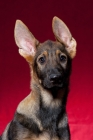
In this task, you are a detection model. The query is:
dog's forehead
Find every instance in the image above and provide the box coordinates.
[37,40,65,54]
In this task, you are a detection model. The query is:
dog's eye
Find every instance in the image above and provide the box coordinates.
[39,56,46,64]
[60,54,67,62]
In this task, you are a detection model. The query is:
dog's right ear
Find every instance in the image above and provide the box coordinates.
[52,17,77,59]
[14,20,39,63]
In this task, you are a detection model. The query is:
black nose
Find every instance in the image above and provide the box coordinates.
[49,74,61,83]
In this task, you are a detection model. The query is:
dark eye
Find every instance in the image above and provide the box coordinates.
[39,56,46,64]
[60,54,67,62]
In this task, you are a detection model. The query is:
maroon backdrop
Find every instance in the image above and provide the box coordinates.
[0,0,93,140]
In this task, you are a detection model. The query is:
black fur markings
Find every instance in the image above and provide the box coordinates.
[14,113,41,135]
[38,95,66,137]
[58,125,70,139]
[8,121,18,140]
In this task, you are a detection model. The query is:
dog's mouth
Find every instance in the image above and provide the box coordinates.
[38,71,66,90]
[42,78,64,89]
[44,83,63,89]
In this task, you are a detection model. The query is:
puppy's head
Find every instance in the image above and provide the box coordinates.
[14,17,77,90]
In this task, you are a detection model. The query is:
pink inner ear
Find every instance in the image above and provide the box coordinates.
[57,27,71,47]
[20,38,36,55]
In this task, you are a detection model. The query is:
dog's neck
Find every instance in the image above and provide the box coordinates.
[31,78,69,108]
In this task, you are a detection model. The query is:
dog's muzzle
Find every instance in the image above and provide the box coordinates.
[43,72,63,89]
[49,74,62,84]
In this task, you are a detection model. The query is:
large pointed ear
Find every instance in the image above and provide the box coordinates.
[14,20,39,63]
[52,16,77,59]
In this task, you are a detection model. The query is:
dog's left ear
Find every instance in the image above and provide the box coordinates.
[52,16,77,59]
[14,20,39,63]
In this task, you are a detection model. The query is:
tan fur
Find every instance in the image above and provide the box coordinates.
[36,132,59,140]
[19,131,59,140]
[58,114,68,128]
[66,37,77,59]
[40,88,62,108]
[1,123,11,140]
[17,92,43,131]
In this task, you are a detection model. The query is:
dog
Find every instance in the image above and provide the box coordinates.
[0,16,77,140]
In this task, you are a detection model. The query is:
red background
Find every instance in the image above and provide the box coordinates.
[0,0,93,140]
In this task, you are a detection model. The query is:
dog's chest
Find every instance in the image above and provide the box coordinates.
[16,94,64,139]
[15,107,62,140]
[38,103,62,135]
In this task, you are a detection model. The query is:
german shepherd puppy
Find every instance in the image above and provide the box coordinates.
[0,16,77,140]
